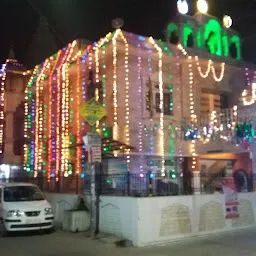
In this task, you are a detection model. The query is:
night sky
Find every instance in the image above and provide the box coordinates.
[1,0,256,66]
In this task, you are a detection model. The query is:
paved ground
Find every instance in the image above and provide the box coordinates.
[1,228,256,256]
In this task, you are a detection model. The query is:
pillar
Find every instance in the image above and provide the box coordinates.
[250,142,256,190]
[183,157,200,195]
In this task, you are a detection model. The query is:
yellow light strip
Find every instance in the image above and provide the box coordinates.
[34,59,49,177]
[188,59,197,170]
[149,37,165,176]
[112,29,131,167]
[61,41,76,177]
[178,44,225,82]
[112,31,119,140]
[56,46,71,179]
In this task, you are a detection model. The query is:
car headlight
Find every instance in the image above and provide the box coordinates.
[44,208,53,215]
[7,210,24,217]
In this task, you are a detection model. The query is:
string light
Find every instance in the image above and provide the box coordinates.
[211,62,225,82]
[24,66,39,172]
[188,59,197,171]
[81,46,92,137]
[244,67,251,87]
[34,60,49,177]
[0,62,7,155]
[195,56,211,78]
[195,56,225,82]
[149,37,165,176]
[158,40,175,178]
[99,41,109,140]
[61,41,76,177]
[42,61,51,174]
[137,43,144,174]
[76,57,82,174]
[112,29,130,168]
[178,44,225,82]
[56,47,71,179]
[147,48,155,171]
[47,52,61,178]
[112,31,119,140]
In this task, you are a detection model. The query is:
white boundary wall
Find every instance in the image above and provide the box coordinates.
[100,193,256,247]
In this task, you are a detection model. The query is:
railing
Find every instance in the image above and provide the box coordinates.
[0,171,253,196]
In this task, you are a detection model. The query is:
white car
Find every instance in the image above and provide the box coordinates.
[0,182,54,236]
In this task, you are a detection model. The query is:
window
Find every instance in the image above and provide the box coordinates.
[13,103,25,155]
[4,186,45,202]
[201,89,229,115]
[155,93,173,115]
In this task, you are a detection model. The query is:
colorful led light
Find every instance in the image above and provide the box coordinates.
[76,57,82,174]
[47,52,61,178]
[137,43,144,174]
[56,46,71,179]
[0,63,7,155]
[112,31,119,140]
[34,60,49,177]
[147,50,155,170]
[24,66,39,172]
[158,40,175,176]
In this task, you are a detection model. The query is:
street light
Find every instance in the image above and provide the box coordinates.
[177,0,189,15]
[197,0,208,14]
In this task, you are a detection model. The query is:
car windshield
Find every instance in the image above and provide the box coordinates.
[4,186,45,202]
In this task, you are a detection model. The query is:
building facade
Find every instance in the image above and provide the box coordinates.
[23,13,256,192]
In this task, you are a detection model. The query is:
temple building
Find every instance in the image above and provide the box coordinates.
[23,13,256,192]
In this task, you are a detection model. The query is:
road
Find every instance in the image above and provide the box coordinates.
[1,228,256,256]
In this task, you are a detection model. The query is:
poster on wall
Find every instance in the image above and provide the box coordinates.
[222,177,239,219]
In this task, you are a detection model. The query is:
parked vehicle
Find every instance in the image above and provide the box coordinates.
[0,182,54,236]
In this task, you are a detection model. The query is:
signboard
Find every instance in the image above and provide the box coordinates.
[80,98,107,126]
[223,177,239,219]
[88,146,102,164]
[83,133,102,164]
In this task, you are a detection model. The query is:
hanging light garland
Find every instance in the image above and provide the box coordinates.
[149,36,165,176]
[0,62,7,155]
[112,29,131,168]
[62,41,77,177]
[195,56,225,82]
[47,53,61,178]
[34,60,49,177]
[137,43,144,174]
[24,66,39,173]
[56,46,71,179]
[177,44,225,82]
[112,31,119,140]
[187,58,197,171]
[158,40,176,178]
[146,48,155,171]
[76,56,82,175]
